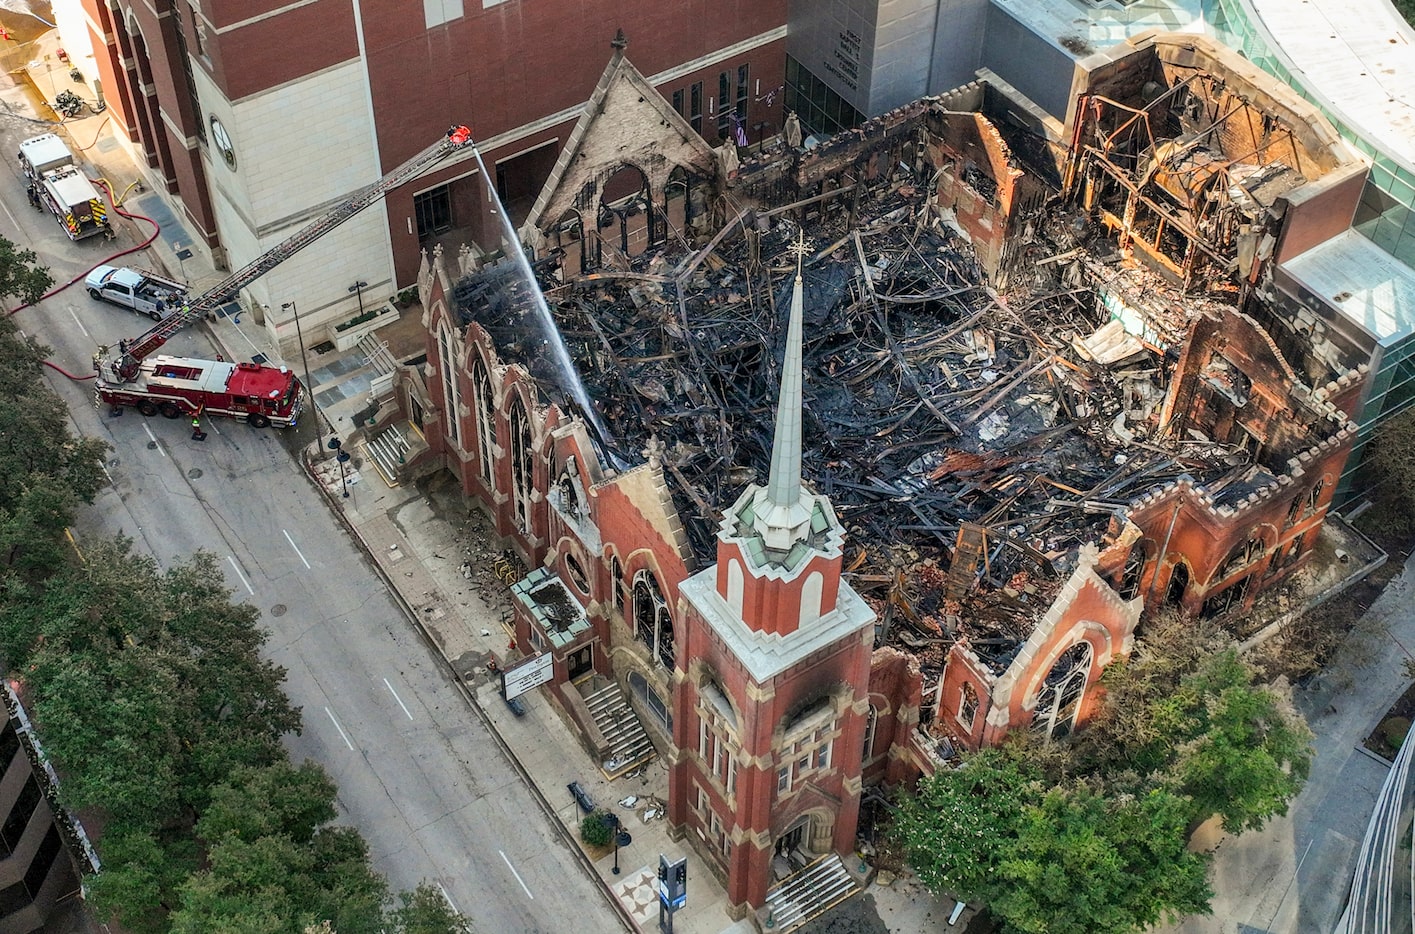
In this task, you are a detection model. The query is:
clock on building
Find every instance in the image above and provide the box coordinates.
[210,117,235,168]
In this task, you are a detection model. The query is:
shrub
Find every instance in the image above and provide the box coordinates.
[580,811,612,848]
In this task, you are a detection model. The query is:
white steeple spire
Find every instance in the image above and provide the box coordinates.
[751,240,815,554]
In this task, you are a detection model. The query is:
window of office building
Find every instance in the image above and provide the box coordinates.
[785,55,864,138]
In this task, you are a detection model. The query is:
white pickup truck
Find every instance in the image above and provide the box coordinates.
[85,266,187,321]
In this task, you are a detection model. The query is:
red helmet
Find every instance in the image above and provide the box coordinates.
[447,125,472,146]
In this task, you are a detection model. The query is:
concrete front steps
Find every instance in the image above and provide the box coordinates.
[583,682,655,778]
[763,853,860,933]
[361,421,414,487]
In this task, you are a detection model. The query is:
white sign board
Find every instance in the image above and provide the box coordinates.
[502,653,554,700]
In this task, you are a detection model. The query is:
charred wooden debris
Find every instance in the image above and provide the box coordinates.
[449,72,1357,683]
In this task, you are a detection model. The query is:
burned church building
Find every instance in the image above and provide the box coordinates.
[366,31,1366,917]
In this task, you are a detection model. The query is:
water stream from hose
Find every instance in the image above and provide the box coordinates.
[467,145,618,462]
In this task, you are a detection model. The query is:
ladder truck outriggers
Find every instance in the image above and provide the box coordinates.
[95,125,476,428]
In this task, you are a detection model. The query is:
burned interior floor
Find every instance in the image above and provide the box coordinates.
[450,172,1347,685]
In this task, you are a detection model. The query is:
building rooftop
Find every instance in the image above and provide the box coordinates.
[1283,229,1415,346]
[991,0,1204,57]
[1247,0,1415,176]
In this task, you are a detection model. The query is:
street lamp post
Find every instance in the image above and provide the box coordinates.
[330,438,351,498]
[282,300,323,455]
[348,280,368,319]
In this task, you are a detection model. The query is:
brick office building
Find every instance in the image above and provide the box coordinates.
[77,1,786,358]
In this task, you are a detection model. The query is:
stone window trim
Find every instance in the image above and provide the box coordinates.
[695,677,741,801]
[631,568,676,670]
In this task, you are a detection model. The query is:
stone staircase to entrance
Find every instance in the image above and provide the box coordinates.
[583,682,654,776]
[361,422,414,487]
[764,853,859,933]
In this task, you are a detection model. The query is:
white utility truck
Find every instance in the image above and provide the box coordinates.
[86,266,187,321]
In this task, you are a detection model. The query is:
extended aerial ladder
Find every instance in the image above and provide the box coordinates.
[103,125,475,382]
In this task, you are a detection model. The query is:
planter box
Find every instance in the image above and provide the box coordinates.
[330,301,398,351]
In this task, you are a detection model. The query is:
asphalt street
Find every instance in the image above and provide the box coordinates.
[0,102,621,933]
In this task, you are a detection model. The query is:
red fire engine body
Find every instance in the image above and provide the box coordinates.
[92,126,474,429]
[97,354,302,427]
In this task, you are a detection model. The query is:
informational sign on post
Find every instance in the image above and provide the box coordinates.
[502,652,554,700]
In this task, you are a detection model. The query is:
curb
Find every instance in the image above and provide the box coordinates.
[300,451,636,933]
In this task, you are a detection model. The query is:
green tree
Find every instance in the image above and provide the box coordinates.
[0,235,52,307]
[894,753,1211,934]
[990,785,1211,934]
[1078,626,1312,834]
[581,811,612,847]
[85,828,200,934]
[13,544,299,830]
[1166,653,1312,833]
[891,748,1035,900]
[389,882,476,934]
[0,303,106,577]
[172,763,389,934]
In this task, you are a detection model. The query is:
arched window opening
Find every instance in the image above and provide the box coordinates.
[958,683,979,731]
[472,358,494,484]
[437,325,463,449]
[610,556,625,614]
[1165,562,1190,606]
[510,400,533,531]
[599,164,653,260]
[862,705,879,762]
[1219,535,1264,580]
[553,209,586,278]
[564,552,589,595]
[656,605,676,670]
[1032,643,1091,740]
[1306,478,1327,516]
[1117,542,1147,600]
[633,570,675,670]
[1202,574,1251,618]
[556,456,582,521]
[665,167,690,242]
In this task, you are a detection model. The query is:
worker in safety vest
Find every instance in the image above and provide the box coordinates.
[191,412,206,442]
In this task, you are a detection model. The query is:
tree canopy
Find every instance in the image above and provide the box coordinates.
[0,237,471,932]
[893,614,1310,933]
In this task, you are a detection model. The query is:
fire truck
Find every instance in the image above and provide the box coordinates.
[19,134,113,241]
[95,125,476,427]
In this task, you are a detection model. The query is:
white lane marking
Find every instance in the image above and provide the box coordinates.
[282,529,310,568]
[324,707,354,750]
[141,422,167,457]
[499,850,534,899]
[437,883,459,915]
[226,555,254,595]
[67,308,90,337]
[0,192,20,236]
[383,678,414,721]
